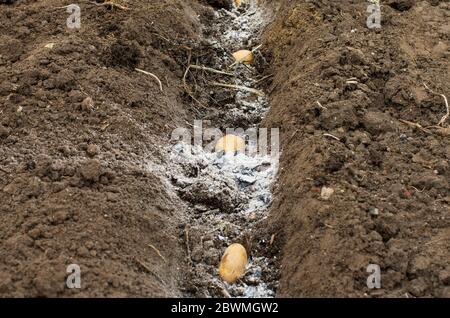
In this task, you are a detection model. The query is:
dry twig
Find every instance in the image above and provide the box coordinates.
[254,74,273,85]
[182,64,234,109]
[399,120,432,134]
[185,65,234,77]
[221,287,231,298]
[90,1,129,10]
[269,234,275,246]
[316,101,327,110]
[209,81,264,97]
[0,166,10,174]
[184,225,192,264]
[423,83,449,126]
[135,68,163,92]
[148,243,167,263]
[424,236,449,246]
[135,258,166,285]
[323,133,341,141]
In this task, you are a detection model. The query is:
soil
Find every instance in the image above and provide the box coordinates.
[0,0,206,297]
[262,0,449,297]
[1,0,449,298]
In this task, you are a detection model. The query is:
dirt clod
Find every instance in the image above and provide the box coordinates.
[79,160,102,182]
[86,144,100,157]
[81,97,94,111]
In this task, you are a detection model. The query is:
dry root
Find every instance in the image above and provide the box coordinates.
[135,68,163,92]
[148,243,167,263]
[399,83,449,136]
[182,64,235,108]
[399,120,432,135]
[423,83,449,127]
[90,0,129,10]
[323,133,341,141]
[209,81,264,97]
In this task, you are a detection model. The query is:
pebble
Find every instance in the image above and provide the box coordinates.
[237,174,256,186]
[77,246,90,258]
[79,159,102,182]
[0,126,11,138]
[369,207,380,216]
[320,187,335,200]
[81,97,94,111]
[438,269,450,285]
[86,144,100,157]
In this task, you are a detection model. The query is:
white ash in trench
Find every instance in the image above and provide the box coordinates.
[150,1,278,297]
[167,142,278,297]
[170,144,277,216]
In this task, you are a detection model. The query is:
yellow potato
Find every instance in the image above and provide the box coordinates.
[232,50,254,65]
[219,243,248,284]
[215,134,245,153]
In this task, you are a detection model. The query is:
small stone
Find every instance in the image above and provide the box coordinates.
[363,111,396,135]
[68,90,84,103]
[237,174,256,186]
[28,227,42,240]
[85,240,95,250]
[203,240,215,250]
[52,69,76,91]
[320,186,335,200]
[438,268,450,285]
[203,249,219,265]
[399,133,408,141]
[369,207,380,216]
[407,278,428,297]
[106,192,119,202]
[0,272,12,293]
[81,97,94,111]
[77,246,90,257]
[408,255,431,274]
[246,212,257,221]
[191,246,203,262]
[438,287,450,298]
[53,210,69,224]
[86,144,100,157]
[24,177,43,197]
[258,193,271,204]
[245,267,263,286]
[194,204,208,213]
[2,182,15,194]
[79,159,102,182]
[180,173,242,212]
[0,126,11,138]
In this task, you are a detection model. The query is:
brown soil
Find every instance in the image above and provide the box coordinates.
[1,0,449,298]
[0,0,207,297]
[262,0,449,297]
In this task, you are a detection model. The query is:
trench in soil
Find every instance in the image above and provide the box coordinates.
[147,1,279,298]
